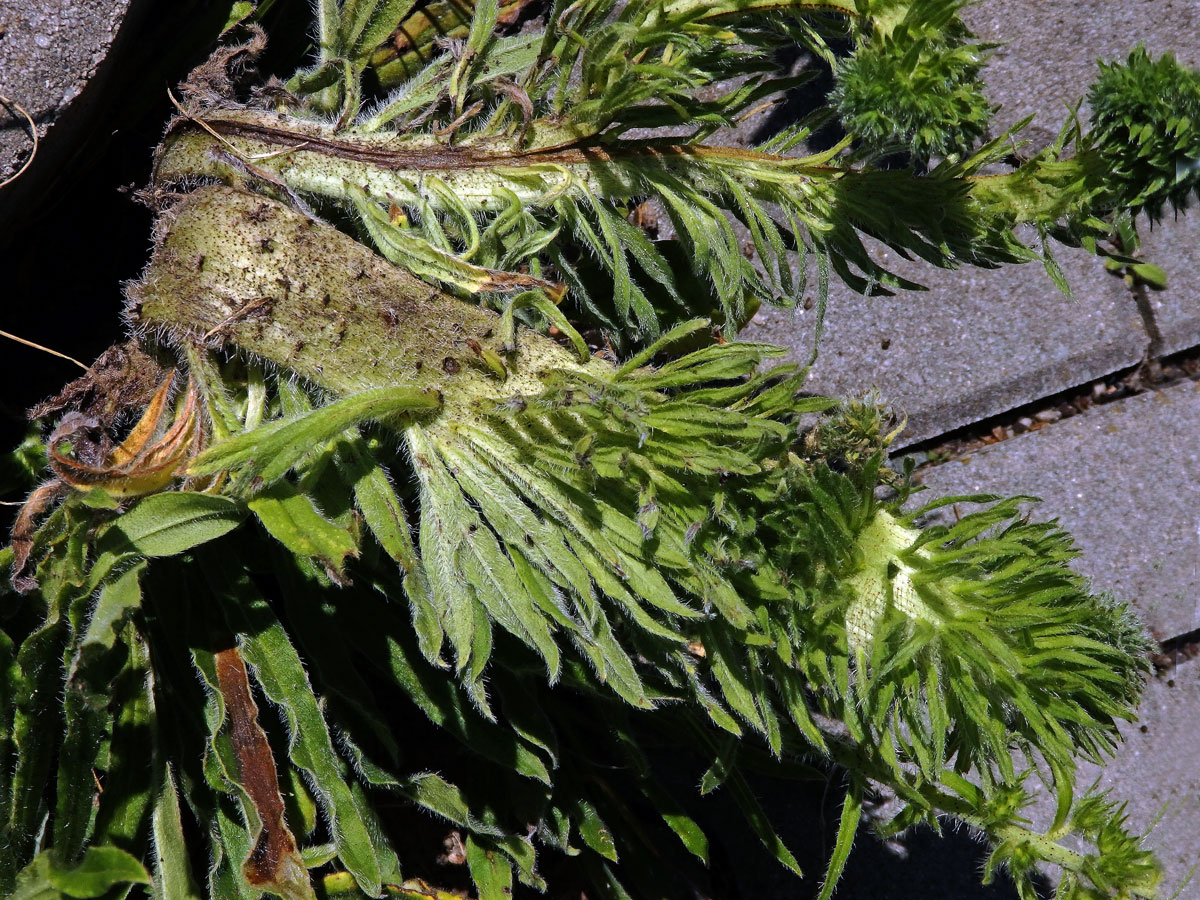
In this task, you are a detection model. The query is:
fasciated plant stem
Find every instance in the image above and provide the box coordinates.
[131,186,601,402]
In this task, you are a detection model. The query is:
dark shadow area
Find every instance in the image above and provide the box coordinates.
[0,0,313,455]
[698,766,1053,900]
[750,42,849,153]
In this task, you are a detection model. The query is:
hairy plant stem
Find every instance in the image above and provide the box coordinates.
[824,740,1096,877]
[155,107,1114,238]
[154,109,837,210]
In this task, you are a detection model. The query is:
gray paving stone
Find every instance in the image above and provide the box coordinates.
[742,243,1147,448]
[962,0,1200,149]
[913,377,1200,642]
[1137,208,1200,358]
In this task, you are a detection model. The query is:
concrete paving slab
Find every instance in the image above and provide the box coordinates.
[0,0,130,169]
[742,242,1147,448]
[962,0,1200,150]
[1137,208,1200,358]
[913,376,1200,642]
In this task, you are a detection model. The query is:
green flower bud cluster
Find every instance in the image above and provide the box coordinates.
[1088,46,1200,217]
[832,0,994,158]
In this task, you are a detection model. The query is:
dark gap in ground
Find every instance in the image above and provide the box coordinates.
[897,340,1200,468]
[0,0,312,454]
[1153,628,1200,672]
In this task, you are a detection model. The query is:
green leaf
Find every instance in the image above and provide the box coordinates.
[55,571,148,863]
[335,438,442,662]
[82,562,145,650]
[499,291,588,362]
[399,773,473,828]
[1128,261,1167,288]
[3,618,68,883]
[699,735,738,795]
[658,806,709,864]
[190,386,439,484]
[727,769,802,876]
[450,0,499,111]
[575,802,618,862]
[1037,229,1076,301]
[336,441,416,570]
[54,656,116,861]
[286,765,321,840]
[248,484,357,571]
[459,522,561,681]
[348,183,557,296]
[221,1,255,34]
[91,631,155,854]
[704,626,767,734]
[816,780,861,900]
[46,847,151,898]
[9,854,58,900]
[101,493,243,558]
[344,0,419,59]
[151,765,203,900]
[465,836,514,900]
[0,627,16,820]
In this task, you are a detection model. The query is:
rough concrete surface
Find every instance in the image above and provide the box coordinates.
[741,241,1148,448]
[1137,208,1200,358]
[963,0,1200,149]
[914,376,1200,642]
[0,0,138,182]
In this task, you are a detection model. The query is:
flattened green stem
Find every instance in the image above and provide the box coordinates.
[154,108,1105,241]
[129,187,608,411]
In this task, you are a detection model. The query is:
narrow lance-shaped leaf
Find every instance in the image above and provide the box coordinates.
[211,646,316,900]
[816,778,862,900]
[151,764,204,900]
[2,615,68,888]
[189,385,441,484]
[99,493,243,558]
[54,565,148,864]
[210,561,394,894]
[12,847,151,900]
[248,484,358,572]
[465,836,514,900]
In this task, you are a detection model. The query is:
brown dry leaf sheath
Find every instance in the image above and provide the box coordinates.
[214,646,314,900]
[47,374,201,497]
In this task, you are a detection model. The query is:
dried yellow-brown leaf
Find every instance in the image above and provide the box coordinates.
[49,374,201,497]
